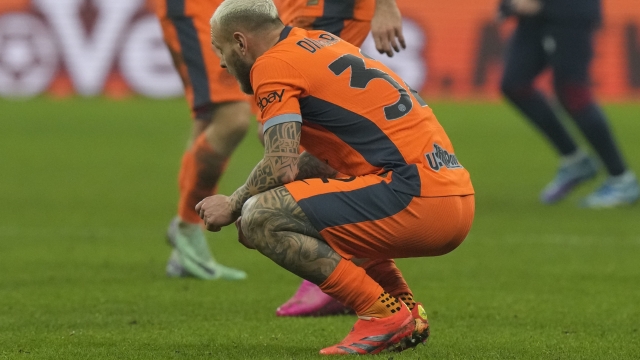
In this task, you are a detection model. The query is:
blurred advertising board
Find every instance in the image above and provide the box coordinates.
[0,0,638,100]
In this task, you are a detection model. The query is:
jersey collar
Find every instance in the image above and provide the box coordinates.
[277,25,293,43]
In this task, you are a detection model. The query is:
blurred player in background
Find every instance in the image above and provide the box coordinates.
[153,0,249,280]
[198,0,475,354]
[271,0,407,317]
[499,0,639,208]
[275,0,405,58]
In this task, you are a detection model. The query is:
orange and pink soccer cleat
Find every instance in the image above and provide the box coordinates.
[384,301,430,352]
[319,304,415,355]
[407,302,430,348]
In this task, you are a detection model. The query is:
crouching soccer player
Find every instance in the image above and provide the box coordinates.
[197,0,475,354]
[272,0,407,318]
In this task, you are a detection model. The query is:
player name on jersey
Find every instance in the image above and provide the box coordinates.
[296,34,340,54]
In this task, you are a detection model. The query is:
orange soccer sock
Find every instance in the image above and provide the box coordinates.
[177,134,229,224]
[319,259,387,317]
[359,291,404,318]
[362,259,416,310]
[396,293,416,311]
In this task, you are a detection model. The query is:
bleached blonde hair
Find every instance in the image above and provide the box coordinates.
[210,0,281,36]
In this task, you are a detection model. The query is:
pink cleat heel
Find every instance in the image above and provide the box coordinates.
[276,280,353,317]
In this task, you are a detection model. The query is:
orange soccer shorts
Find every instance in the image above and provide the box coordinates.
[155,0,248,120]
[285,173,475,260]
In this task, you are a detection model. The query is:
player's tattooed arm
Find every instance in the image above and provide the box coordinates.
[295,152,339,180]
[228,122,301,216]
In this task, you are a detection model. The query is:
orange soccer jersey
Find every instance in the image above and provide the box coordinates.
[275,0,375,24]
[274,0,373,47]
[251,27,475,260]
[253,27,474,199]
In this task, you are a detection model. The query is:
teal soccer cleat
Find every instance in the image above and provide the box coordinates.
[165,217,247,280]
[540,155,598,204]
[581,172,640,208]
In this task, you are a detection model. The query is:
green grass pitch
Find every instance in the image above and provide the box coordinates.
[1,98,639,359]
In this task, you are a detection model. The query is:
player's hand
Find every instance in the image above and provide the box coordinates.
[195,194,236,232]
[370,0,405,57]
[235,217,256,249]
[510,0,542,16]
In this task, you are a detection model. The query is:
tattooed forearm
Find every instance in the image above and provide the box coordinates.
[229,122,301,214]
[295,152,339,180]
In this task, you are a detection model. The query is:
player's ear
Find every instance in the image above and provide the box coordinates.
[232,32,247,54]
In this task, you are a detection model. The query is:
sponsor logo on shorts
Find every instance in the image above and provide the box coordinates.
[256,89,285,111]
[425,143,463,172]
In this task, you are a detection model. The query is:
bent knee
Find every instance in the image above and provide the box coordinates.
[240,193,280,250]
[216,102,251,134]
[224,105,251,135]
[232,109,251,133]
[240,196,263,238]
[554,81,593,114]
[500,77,535,100]
[241,189,306,252]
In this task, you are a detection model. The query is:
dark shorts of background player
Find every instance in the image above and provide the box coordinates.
[503,17,595,87]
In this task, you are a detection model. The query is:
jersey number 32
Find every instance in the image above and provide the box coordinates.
[328,53,426,121]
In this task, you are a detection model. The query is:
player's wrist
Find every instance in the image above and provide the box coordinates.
[375,0,396,11]
[229,188,247,218]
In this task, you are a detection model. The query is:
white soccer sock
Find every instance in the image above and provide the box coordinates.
[609,171,635,184]
[560,149,588,167]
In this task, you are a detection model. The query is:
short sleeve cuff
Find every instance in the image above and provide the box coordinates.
[263,113,303,133]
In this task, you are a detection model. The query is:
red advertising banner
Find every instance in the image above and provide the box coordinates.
[0,0,638,100]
